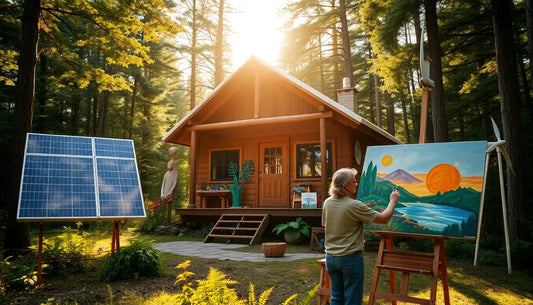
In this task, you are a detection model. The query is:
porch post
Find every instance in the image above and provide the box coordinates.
[320,117,328,204]
[188,130,197,208]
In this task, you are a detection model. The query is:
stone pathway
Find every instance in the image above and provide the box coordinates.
[154,241,325,262]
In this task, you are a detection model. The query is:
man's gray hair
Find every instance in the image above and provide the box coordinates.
[328,168,358,198]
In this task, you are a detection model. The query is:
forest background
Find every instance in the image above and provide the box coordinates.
[0,0,532,271]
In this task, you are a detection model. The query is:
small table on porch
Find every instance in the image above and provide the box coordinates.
[196,190,232,208]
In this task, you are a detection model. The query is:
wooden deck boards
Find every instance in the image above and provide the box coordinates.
[174,208,322,227]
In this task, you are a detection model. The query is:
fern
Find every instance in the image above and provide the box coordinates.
[171,261,317,305]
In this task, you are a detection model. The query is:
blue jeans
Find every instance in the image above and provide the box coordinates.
[325,251,364,305]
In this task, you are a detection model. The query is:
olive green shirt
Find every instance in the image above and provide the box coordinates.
[322,196,377,256]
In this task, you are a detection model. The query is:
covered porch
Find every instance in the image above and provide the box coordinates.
[174,207,323,228]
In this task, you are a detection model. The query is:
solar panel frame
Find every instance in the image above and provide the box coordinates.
[17,133,146,221]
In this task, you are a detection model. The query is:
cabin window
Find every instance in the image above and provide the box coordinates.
[210,149,240,181]
[296,143,333,178]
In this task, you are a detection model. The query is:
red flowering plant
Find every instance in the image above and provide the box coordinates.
[147,198,161,212]
[141,198,166,233]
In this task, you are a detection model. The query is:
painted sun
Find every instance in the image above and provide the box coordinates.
[381,155,393,167]
[425,163,461,195]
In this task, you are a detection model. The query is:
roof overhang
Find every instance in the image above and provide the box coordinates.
[162,56,403,146]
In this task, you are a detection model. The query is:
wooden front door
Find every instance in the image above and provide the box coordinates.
[259,141,288,207]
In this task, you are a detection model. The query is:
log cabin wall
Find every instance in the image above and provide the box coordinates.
[176,59,399,208]
[193,116,379,207]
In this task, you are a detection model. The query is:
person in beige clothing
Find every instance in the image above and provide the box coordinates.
[322,168,400,305]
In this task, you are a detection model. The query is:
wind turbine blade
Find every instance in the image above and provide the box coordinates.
[490,117,501,141]
[500,147,516,176]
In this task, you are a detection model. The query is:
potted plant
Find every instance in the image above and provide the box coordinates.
[272,217,311,245]
[227,159,254,207]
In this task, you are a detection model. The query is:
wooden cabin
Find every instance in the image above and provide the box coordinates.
[163,56,401,226]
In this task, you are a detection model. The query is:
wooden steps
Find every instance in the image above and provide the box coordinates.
[204,214,270,245]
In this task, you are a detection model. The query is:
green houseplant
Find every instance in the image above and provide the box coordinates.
[272,217,311,245]
[227,159,254,207]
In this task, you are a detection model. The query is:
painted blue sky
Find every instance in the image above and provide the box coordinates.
[362,141,487,177]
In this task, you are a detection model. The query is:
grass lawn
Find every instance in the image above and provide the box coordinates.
[6,228,533,304]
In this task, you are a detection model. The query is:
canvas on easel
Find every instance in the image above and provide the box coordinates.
[359,141,487,305]
[358,141,487,239]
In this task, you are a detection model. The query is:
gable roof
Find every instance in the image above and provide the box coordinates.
[163,56,402,145]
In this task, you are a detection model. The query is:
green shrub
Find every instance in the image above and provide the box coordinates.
[98,240,163,282]
[445,239,475,259]
[42,226,93,276]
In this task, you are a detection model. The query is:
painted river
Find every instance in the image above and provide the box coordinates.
[396,202,476,231]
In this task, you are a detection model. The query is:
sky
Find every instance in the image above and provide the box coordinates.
[362,141,488,177]
[227,0,287,69]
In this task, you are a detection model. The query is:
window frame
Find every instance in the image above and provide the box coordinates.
[294,141,335,180]
[208,147,242,182]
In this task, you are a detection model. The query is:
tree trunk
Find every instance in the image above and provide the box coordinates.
[400,89,411,143]
[374,74,382,127]
[331,2,341,91]
[5,0,41,252]
[190,0,197,111]
[35,53,47,133]
[386,92,395,136]
[491,0,525,237]
[71,92,80,134]
[99,91,110,136]
[214,0,224,86]
[92,91,99,136]
[424,0,448,142]
[129,77,138,139]
[338,0,353,85]
[526,0,533,88]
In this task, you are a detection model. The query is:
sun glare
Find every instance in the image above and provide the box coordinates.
[228,0,286,69]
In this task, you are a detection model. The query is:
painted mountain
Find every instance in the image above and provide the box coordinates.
[357,141,486,239]
[383,169,422,183]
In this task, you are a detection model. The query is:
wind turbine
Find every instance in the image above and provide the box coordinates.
[475,117,513,274]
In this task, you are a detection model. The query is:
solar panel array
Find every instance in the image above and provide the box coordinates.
[18,133,146,221]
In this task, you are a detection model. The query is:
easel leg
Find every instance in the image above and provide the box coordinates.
[439,239,450,305]
[368,237,386,305]
[386,237,397,305]
[430,240,440,302]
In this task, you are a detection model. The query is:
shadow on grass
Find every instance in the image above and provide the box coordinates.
[448,278,499,305]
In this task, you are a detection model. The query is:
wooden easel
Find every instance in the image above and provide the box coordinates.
[368,232,450,305]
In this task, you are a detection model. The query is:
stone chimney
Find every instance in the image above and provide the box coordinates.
[336,77,359,112]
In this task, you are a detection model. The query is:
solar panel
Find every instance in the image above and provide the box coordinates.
[18,133,146,221]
